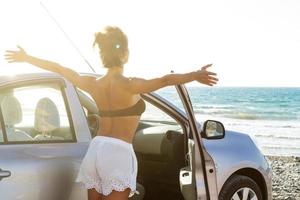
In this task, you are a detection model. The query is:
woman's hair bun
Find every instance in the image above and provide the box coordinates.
[93,26,128,68]
[94,32,104,46]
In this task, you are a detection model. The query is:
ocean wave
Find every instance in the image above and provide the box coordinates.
[223,113,258,120]
[255,134,300,140]
[263,125,299,128]
[196,111,260,120]
[194,109,297,120]
[260,145,300,150]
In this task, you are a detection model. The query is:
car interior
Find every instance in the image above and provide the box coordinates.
[0,86,74,142]
[76,89,197,200]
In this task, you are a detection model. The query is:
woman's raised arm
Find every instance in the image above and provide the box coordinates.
[4,46,96,93]
[120,64,218,94]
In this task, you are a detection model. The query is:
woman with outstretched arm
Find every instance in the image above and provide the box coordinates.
[5,26,218,200]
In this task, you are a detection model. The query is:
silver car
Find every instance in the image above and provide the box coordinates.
[0,73,272,200]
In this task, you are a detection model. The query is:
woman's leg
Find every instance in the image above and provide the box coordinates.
[103,188,131,200]
[88,188,103,200]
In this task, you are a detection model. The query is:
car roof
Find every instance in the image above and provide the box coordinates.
[0,72,103,84]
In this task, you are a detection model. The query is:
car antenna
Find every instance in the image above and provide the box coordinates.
[40,1,96,73]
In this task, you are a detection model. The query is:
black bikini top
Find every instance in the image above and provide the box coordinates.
[98,98,146,117]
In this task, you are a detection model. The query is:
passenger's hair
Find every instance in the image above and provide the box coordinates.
[93,26,128,68]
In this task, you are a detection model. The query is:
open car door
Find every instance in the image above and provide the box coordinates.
[176,84,218,200]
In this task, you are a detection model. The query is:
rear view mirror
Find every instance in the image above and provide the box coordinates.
[202,120,225,139]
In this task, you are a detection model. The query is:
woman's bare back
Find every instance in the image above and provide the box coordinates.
[91,74,142,143]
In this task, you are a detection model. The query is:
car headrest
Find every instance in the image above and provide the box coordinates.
[0,96,22,126]
[34,98,60,133]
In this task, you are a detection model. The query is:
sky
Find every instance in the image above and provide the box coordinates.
[0,0,299,87]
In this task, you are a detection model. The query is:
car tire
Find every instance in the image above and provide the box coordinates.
[219,175,263,200]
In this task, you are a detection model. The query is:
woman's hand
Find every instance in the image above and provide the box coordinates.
[4,45,96,92]
[194,64,218,86]
[120,64,219,94]
[4,46,28,63]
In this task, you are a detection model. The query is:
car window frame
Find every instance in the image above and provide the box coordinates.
[141,94,182,126]
[0,104,7,143]
[0,78,77,145]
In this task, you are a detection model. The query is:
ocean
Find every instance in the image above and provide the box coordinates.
[158,87,300,157]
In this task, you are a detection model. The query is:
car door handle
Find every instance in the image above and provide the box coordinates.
[0,168,11,180]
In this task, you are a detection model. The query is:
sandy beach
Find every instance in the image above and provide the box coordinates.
[266,156,300,200]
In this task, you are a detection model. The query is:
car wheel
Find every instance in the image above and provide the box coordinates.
[219,175,263,200]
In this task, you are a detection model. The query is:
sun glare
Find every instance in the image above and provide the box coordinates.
[1,0,300,87]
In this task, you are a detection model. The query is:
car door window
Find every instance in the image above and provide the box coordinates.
[140,99,184,135]
[155,86,186,113]
[141,100,178,124]
[0,82,75,143]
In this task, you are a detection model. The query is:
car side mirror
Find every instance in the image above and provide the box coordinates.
[201,120,225,139]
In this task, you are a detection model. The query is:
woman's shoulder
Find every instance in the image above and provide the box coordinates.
[94,75,131,90]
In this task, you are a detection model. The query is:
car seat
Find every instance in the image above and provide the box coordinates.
[0,96,33,141]
[34,97,64,140]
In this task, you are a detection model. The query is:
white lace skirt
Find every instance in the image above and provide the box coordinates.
[75,135,138,197]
